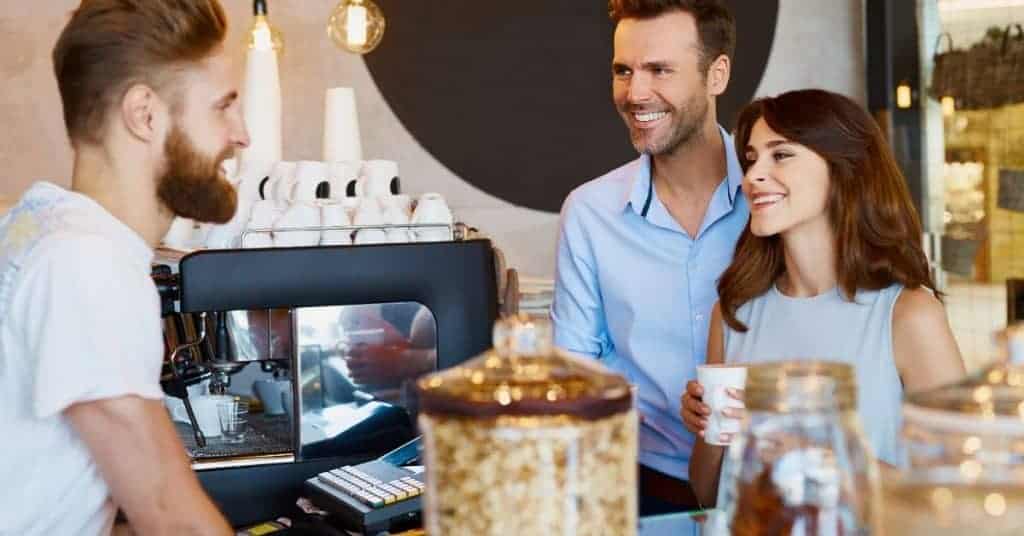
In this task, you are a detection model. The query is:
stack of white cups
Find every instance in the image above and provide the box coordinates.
[196,155,456,249]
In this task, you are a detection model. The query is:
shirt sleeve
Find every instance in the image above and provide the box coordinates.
[550,193,611,358]
[13,235,165,419]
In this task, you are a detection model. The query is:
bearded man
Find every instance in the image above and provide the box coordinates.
[0,1,246,534]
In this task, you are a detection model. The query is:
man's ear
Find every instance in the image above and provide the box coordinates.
[706,54,731,98]
[120,84,165,143]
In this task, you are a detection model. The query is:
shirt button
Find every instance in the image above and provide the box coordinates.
[695,314,704,321]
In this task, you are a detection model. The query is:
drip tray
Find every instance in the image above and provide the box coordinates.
[175,412,293,459]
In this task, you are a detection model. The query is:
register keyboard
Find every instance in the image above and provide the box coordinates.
[304,459,425,533]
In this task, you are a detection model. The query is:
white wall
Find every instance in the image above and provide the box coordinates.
[0,0,866,278]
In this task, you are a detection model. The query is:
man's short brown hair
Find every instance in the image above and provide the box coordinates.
[52,0,227,145]
[609,0,735,75]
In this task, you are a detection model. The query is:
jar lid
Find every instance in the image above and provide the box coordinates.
[903,364,1024,435]
[744,360,856,412]
[415,315,633,420]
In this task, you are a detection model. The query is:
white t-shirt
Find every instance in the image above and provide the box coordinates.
[0,182,164,536]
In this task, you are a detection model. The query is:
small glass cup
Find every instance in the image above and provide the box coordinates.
[217,399,248,443]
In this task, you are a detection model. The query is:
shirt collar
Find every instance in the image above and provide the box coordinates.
[31,181,155,267]
[722,126,744,205]
[624,125,744,216]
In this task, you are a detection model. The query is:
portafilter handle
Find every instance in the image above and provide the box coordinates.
[167,312,208,448]
[151,264,179,317]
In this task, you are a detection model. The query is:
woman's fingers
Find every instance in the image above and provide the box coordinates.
[726,387,745,401]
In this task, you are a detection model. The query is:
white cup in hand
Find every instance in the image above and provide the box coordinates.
[696,364,747,446]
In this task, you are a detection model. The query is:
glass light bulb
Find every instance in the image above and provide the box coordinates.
[327,0,386,55]
[247,15,284,53]
[896,81,912,109]
[941,95,956,117]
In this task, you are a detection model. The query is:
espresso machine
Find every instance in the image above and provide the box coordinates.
[154,239,500,525]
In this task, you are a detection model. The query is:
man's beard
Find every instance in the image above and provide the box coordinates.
[156,124,238,224]
[626,93,709,156]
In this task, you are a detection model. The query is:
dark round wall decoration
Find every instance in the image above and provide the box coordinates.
[364,1,779,213]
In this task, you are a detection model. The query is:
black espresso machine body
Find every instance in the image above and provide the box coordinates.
[155,239,498,525]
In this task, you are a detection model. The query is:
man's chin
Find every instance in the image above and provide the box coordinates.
[165,180,239,224]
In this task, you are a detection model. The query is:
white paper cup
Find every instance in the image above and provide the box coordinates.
[696,364,747,446]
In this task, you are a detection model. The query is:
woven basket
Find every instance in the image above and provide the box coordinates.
[963,27,1004,109]
[1001,24,1024,107]
[929,33,968,103]
[964,25,1024,110]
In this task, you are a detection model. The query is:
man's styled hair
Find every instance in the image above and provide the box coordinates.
[608,0,735,75]
[52,0,227,145]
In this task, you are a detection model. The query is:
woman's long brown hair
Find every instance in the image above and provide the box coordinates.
[718,89,938,332]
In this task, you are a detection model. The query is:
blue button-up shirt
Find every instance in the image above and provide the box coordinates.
[552,126,747,479]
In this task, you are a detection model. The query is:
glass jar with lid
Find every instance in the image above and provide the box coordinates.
[883,359,1024,535]
[415,314,637,536]
[714,361,880,535]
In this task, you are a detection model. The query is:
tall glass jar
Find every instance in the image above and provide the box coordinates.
[715,361,880,535]
[882,359,1024,535]
[416,315,637,536]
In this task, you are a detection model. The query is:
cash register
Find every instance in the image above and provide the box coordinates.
[303,436,425,534]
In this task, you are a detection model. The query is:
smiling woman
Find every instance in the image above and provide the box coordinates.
[683,88,967,508]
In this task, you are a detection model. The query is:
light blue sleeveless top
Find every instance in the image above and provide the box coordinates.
[722,284,905,466]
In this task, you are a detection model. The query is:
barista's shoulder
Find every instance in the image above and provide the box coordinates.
[561,157,644,215]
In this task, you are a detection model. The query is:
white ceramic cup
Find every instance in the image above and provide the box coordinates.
[273,202,321,247]
[380,194,412,219]
[320,201,353,246]
[168,394,233,438]
[341,197,361,219]
[291,161,331,202]
[345,177,365,198]
[412,193,454,242]
[327,161,361,201]
[253,379,291,416]
[696,364,747,446]
[380,196,412,243]
[242,200,282,248]
[204,198,251,249]
[362,160,400,198]
[352,197,387,245]
[353,197,384,226]
[235,160,274,204]
[268,161,299,202]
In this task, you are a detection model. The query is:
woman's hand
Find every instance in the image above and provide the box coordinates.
[713,388,746,445]
[681,380,710,435]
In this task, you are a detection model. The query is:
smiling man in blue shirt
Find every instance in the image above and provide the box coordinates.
[552,0,747,513]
